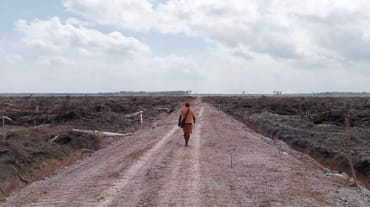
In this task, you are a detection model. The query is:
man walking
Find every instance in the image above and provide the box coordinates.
[178,103,196,147]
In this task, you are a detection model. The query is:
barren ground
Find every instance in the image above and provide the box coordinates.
[1,98,370,206]
[0,96,191,200]
[203,96,370,188]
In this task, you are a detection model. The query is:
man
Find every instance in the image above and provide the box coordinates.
[178,103,196,147]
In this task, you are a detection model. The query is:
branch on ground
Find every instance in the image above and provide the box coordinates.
[72,129,134,137]
[0,186,9,197]
[11,166,30,184]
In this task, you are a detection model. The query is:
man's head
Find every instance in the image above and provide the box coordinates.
[185,103,190,107]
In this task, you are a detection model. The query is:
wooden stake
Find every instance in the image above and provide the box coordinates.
[229,148,236,168]
[140,111,143,126]
[2,116,12,143]
[345,114,357,185]
[2,117,5,143]
[230,152,232,168]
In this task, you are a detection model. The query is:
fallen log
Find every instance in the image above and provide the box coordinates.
[11,166,30,183]
[2,108,22,112]
[72,129,134,137]
[0,148,15,160]
[153,107,170,110]
[2,103,15,107]
[125,111,143,118]
[358,117,370,122]
[15,159,24,169]
[0,148,9,153]
[80,149,94,153]
[152,107,174,114]
[80,149,95,157]
[49,135,60,144]
[0,186,9,197]
[82,117,93,121]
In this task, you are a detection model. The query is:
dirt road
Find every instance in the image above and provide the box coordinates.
[1,99,369,207]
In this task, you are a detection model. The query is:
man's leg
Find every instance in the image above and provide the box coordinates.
[185,133,190,147]
[183,133,187,146]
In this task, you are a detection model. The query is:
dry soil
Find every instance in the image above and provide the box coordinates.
[1,98,369,207]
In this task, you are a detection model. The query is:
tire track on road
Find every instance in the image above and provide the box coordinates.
[96,125,179,207]
[156,106,203,206]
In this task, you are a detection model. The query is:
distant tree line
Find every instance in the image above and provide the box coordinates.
[119,91,191,96]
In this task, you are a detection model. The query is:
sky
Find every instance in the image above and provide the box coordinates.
[1,0,370,94]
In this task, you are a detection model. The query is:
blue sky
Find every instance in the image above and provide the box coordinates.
[0,0,209,57]
[1,0,370,93]
[0,1,66,33]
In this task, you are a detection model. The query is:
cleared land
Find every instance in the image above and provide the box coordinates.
[0,96,192,201]
[203,96,370,188]
[1,98,369,206]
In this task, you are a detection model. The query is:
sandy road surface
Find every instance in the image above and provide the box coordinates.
[1,98,370,207]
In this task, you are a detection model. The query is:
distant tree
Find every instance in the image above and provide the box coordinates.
[273,91,282,95]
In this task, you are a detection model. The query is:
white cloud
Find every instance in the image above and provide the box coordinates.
[0,16,205,92]
[5,54,23,65]
[296,10,370,62]
[63,0,156,31]
[0,53,205,93]
[65,17,94,27]
[2,0,370,93]
[63,0,370,65]
[36,56,72,66]
[15,17,150,60]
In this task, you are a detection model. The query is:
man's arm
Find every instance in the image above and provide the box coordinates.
[193,116,196,124]
[178,115,182,126]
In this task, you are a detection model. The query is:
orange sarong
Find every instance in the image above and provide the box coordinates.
[183,124,193,134]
